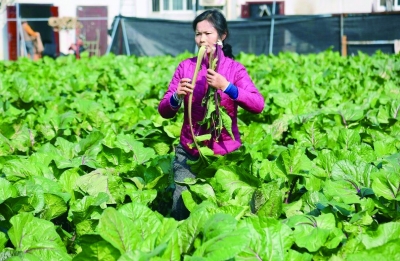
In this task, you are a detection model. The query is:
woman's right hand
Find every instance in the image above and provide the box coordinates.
[176,78,193,96]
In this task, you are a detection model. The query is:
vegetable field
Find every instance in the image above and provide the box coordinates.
[0,50,399,261]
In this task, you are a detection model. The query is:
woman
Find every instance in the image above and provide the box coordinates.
[22,20,43,60]
[22,21,38,60]
[158,9,265,220]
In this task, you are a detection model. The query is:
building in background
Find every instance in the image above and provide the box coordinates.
[1,0,115,60]
[1,0,398,60]
[236,0,400,18]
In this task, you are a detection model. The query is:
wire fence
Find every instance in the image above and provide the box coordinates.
[107,12,400,57]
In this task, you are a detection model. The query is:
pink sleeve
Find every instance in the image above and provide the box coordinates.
[158,62,184,119]
[233,64,265,114]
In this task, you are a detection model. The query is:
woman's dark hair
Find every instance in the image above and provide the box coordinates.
[192,9,234,59]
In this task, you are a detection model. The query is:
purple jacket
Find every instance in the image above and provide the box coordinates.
[158,51,264,157]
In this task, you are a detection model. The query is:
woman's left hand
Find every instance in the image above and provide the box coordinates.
[206,69,229,91]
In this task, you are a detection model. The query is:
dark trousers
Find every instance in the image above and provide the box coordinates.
[171,144,198,220]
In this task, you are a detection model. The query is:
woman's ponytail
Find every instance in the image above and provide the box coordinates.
[222,42,234,59]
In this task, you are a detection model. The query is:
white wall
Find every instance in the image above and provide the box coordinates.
[1,9,7,60]
[235,0,375,17]
[0,0,125,59]
[287,0,374,15]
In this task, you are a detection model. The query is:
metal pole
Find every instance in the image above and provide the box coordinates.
[75,24,80,59]
[121,18,130,55]
[106,16,120,54]
[193,0,199,54]
[16,2,20,58]
[17,18,27,57]
[340,13,344,56]
[193,0,197,16]
[340,14,343,39]
[268,1,276,55]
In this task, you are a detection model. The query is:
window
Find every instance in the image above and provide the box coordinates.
[378,0,400,10]
[163,0,170,10]
[152,0,193,12]
[152,0,160,11]
[187,0,193,10]
[392,0,400,10]
[379,0,396,5]
[173,0,182,10]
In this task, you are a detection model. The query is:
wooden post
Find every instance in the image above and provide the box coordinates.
[341,35,347,57]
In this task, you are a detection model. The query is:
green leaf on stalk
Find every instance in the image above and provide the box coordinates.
[192,214,249,259]
[194,134,212,143]
[331,159,374,188]
[0,178,18,204]
[8,212,70,261]
[115,133,156,164]
[337,128,361,150]
[58,168,81,202]
[0,197,35,222]
[288,213,345,252]
[371,170,400,201]
[323,180,361,205]
[97,208,138,253]
[163,123,182,139]
[373,138,398,158]
[118,202,164,250]
[188,183,216,203]
[118,244,167,261]
[283,199,304,218]
[39,194,68,220]
[250,182,283,218]
[177,202,217,254]
[75,169,124,204]
[0,231,9,252]
[210,167,255,206]
[68,193,109,225]
[237,216,293,260]
[77,130,104,156]
[72,234,120,261]
[276,145,312,176]
[346,239,400,261]
[360,222,400,249]
[220,110,234,140]
[294,120,327,150]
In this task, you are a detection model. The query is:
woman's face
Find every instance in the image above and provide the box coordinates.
[195,20,225,53]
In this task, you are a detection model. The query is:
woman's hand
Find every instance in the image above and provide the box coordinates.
[206,69,229,91]
[176,78,193,96]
